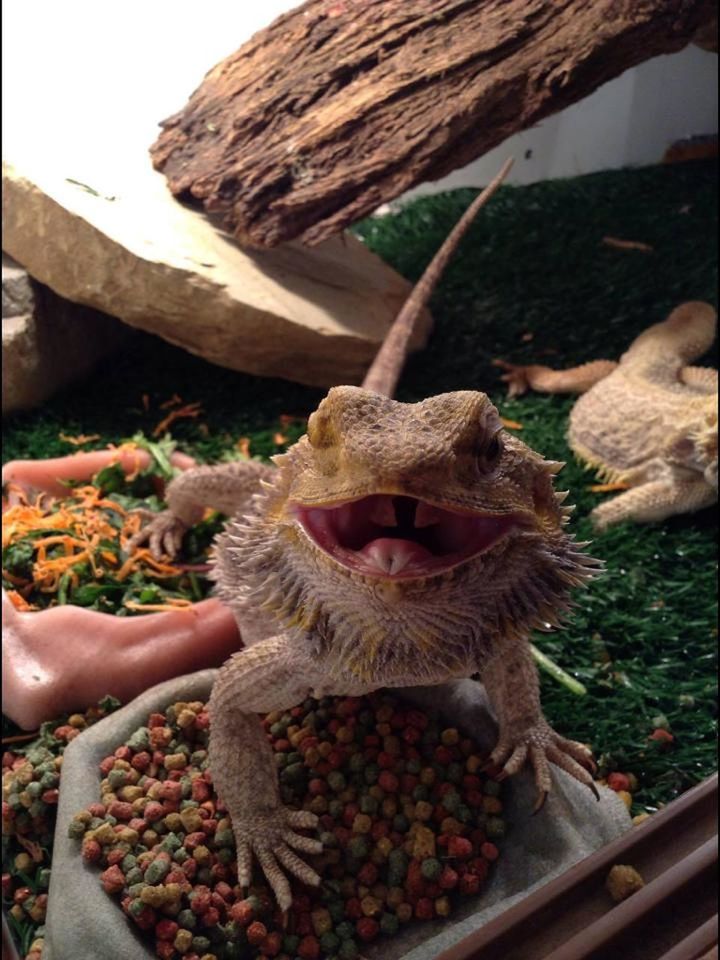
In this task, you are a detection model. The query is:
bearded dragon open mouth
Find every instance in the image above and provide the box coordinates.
[294,494,520,579]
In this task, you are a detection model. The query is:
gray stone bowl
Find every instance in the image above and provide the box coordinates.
[44,672,631,960]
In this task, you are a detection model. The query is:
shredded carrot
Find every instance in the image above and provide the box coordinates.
[2,568,30,586]
[7,590,38,612]
[152,402,203,438]
[500,417,524,430]
[237,437,251,458]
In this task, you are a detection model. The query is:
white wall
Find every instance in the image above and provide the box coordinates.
[2,1,717,200]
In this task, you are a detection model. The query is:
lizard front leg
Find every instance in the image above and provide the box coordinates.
[208,635,322,912]
[130,459,274,558]
[492,358,618,397]
[480,640,597,811]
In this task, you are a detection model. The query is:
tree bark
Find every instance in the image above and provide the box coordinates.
[150,0,716,248]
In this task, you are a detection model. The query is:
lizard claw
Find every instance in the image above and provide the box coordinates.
[233,807,322,912]
[491,358,532,397]
[126,509,188,560]
[490,721,599,810]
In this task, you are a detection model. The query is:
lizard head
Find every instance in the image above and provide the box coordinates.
[281,385,564,580]
[213,384,598,685]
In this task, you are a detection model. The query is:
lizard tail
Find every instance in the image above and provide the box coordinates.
[361,156,514,398]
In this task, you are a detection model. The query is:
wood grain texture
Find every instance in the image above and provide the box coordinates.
[150,0,715,247]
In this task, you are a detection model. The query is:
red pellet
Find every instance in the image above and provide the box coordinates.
[194,711,210,729]
[132,751,151,771]
[155,942,175,960]
[246,921,268,945]
[298,934,321,958]
[200,906,221,927]
[345,897,363,919]
[133,904,157,931]
[81,839,102,863]
[191,779,211,802]
[158,780,182,803]
[107,801,134,821]
[402,726,422,745]
[459,873,482,895]
[415,898,435,920]
[155,919,179,941]
[356,918,380,942]
[378,771,399,793]
[481,842,499,862]
[228,900,254,925]
[190,888,212,915]
[261,931,283,957]
[439,866,459,890]
[607,772,631,791]
[357,862,378,886]
[447,836,473,859]
[100,864,126,894]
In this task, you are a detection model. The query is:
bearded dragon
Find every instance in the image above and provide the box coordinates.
[494,302,718,529]
[131,159,600,911]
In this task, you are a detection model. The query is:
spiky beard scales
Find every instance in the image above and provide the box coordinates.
[211,486,599,688]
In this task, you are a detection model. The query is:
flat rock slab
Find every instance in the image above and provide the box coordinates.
[2,253,129,415]
[45,674,630,960]
[2,160,429,389]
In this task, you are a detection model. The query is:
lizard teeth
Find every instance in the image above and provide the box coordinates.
[414,502,443,528]
[368,497,398,527]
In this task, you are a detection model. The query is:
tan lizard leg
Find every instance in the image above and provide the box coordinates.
[129,459,274,558]
[479,642,597,811]
[681,365,718,394]
[492,359,618,397]
[591,477,717,530]
[208,635,323,912]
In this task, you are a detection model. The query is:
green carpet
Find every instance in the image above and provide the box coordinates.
[3,160,717,813]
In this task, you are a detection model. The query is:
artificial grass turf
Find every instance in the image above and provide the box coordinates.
[2,160,717,814]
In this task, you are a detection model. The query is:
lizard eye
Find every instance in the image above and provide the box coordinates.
[478,432,503,471]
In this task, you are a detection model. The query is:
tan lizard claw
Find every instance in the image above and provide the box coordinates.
[490,720,599,808]
[233,807,322,912]
[127,508,188,559]
[492,358,534,397]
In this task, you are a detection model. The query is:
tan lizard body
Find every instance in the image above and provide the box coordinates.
[495,302,718,529]
[132,161,601,909]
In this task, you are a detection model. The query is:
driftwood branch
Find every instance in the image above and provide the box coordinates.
[151,0,716,248]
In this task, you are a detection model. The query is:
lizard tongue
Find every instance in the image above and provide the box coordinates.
[358,538,434,577]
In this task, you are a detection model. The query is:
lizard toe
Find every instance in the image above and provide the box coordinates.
[275,844,322,887]
[546,743,598,796]
[286,809,319,830]
[501,743,528,777]
[256,847,292,913]
[283,829,323,856]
